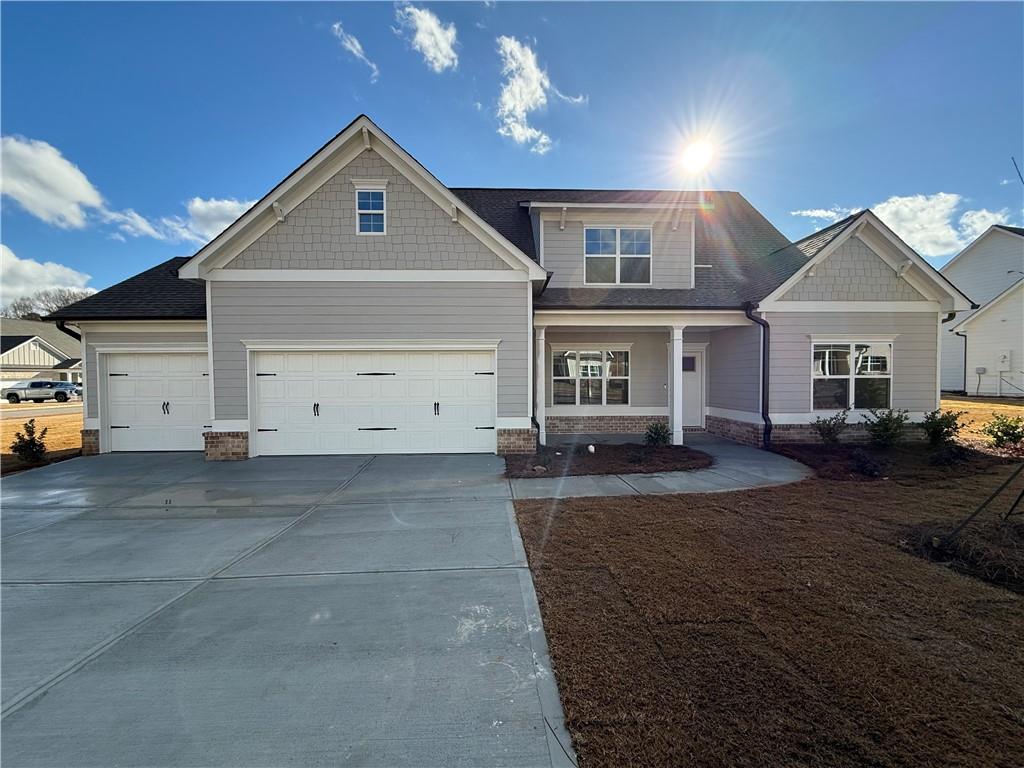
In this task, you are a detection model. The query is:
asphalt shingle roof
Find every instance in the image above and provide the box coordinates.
[49,188,829,318]
[0,335,34,355]
[994,224,1024,237]
[0,319,82,357]
[47,257,206,321]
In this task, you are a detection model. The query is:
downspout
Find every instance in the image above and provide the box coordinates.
[744,302,772,448]
[55,320,81,343]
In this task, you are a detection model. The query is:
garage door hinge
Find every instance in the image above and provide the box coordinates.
[358,427,398,431]
[257,428,278,432]
[108,373,129,377]
[474,371,495,375]
[110,425,131,429]
[356,372,397,376]
[475,426,495,430]
[256,373,276,377]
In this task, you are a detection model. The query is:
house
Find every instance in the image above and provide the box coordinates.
[939,225,1024,397]
[0,318,83,388]
[48,115,973,459]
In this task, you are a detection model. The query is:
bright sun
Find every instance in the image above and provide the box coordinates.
[681,139,714,174]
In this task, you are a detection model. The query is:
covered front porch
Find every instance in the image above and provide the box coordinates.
[533,309,764,446]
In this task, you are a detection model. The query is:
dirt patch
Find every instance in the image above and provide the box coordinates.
[1,413,83,475]
[517,461,1024,767]
[773,442,1012,482]
[505,443,713,478]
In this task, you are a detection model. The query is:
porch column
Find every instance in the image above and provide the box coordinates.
[535,326,546,445]
[670,326,685,445]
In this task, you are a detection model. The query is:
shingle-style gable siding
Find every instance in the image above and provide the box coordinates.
[225,151,511,271]
[780,237,926,302]
[542,210,693,290]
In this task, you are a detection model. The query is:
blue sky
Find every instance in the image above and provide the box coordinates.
[2,1,1022,303]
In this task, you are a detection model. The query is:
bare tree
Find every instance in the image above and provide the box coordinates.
[1,288,93,319]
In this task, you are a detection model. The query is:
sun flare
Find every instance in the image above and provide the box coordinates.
[680,139,714,174]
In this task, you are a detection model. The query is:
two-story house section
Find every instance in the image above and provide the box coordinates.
[940,225,1024,397]
[49,115,973,459]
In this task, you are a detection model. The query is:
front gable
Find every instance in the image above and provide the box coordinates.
[224,150,511,271]
[780,236,927,302]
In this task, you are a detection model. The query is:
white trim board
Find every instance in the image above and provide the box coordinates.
[75,321,207,333]
[239,339,502,352]
[178,116,546,281]
[91,343,208,354]
[534,309,750,327]
[758,301,940,313]
[204,269,527,282]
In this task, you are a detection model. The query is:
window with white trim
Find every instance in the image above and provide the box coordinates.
[356,189,386,234]
[584,227,651,284]
[812,342,892,410]
[552,349,630,405]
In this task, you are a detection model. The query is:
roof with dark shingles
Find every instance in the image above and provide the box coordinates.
[53,358,82,369]
[0,319,82,357]
[0,336,34,354]
[49,188,829,317]
[994,224,1024,237]
[47,257,206,320]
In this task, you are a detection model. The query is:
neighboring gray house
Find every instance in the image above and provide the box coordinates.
[49,115,974,459]
[940,225,1024,397]
[0,318,82,387]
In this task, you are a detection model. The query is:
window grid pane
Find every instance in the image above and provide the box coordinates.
[854,378,891,409]
[359,213,384,233]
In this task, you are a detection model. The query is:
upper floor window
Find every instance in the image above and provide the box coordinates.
[357,190,386,234]
[812,342,892,410]
[584,227,651,285]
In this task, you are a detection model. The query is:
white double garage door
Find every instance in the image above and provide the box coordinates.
[105,349,496,455]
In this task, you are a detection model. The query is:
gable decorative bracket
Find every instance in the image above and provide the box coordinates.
[451,204,458,223]
[559,206,567,232]
[272,202,286,223]
[897,259,913,276]
[361,126,371,150]
[671,208,682,232]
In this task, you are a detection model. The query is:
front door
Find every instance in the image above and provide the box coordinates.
[681,351,704,427]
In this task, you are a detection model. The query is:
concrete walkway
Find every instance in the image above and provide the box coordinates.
[510,433,812,499]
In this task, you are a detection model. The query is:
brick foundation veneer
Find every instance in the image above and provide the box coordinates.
[204,431,250,461]
[545,414,670,434]
[496,427,537,455]
[706,415,927,446]
[81,429,99,456]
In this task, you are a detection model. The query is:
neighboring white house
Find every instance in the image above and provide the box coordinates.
[940,225,1024,397]
[0,318,83,388]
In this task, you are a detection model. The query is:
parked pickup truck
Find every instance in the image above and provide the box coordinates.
[2,380,82,404]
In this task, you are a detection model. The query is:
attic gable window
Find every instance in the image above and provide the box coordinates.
[584,227,651,284]
[356,189,386,234]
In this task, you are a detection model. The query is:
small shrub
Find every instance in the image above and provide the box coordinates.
[928,444,970,466]
[645,421,671,447]
[851,448,885,478]
[812,409,849,444]
[921,409,968,446]
[981,413,1024,448]
[862,408,910,448]
[10,418,48,464]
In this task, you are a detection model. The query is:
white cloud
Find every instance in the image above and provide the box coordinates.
[1000,179,1012,186]
[394,5,458,73]
[1,136,104,228]
[791,193,1012,258]
[0,244,93,306]
[178,197,253,241]
[494,36,585,155]
[330,22,379,83]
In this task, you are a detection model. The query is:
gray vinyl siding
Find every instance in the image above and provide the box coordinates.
[543,330,669,408]
[708,325,761,412]
[768,311,939,414]
[780,237,926,302]
[210,281,528,419]
[82,331,208,419]
[225,151,510,271]
[542,210,693,290]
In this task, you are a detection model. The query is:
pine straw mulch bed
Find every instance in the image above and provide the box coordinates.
[516,451,1024,768]
[771,442,1011,482]
[505,443,713,479]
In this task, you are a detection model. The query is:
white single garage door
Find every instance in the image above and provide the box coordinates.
[254,350,496,455]
[106,353,210,451]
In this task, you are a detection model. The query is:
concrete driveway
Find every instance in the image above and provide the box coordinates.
[1,453,574,767]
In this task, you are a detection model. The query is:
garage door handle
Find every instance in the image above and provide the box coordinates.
[109,373,128,377]
[313,402,320,416]
[358,427,397,431]
[434,401,439,416]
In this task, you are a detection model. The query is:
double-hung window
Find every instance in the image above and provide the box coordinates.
[812,342,892,410]
[552,349,630,405]
[584,227,651,284]
[356,189,385,234]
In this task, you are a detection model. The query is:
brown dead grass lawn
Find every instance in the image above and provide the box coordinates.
[1,412,83,474]
[942,395,1024,442]
[516,456,1024,768]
